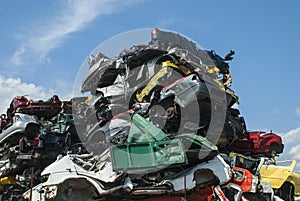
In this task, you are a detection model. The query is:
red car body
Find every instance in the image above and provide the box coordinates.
[229,131,284,156]
[7,95,62,119]
[0,114,9,132]
[231,167,258,193]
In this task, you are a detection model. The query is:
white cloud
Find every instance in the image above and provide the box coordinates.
[54,79,75,100]
[11,0,139,66]
[0,74,80,114]
[0,75,55,114]
[281,127,300,145]
[295,108,300,116]
[278,127,300,170]
[289,144,300,157]
[11,46,26,66]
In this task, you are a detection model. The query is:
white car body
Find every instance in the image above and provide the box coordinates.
[0,113,40,145]
[23,152,232,200]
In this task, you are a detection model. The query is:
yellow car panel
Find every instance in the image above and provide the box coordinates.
[0,176,16,191]
[260,160,300,196]
[287,171,300,197]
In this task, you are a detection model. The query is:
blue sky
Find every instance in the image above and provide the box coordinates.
[0,0,299,162]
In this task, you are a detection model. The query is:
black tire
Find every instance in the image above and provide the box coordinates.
[278,182,295,201]
[269,143,280,156]
[149,97,181,134]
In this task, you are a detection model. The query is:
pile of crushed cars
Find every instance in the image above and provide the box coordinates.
[0,28,296,201]
[0,95,82,200]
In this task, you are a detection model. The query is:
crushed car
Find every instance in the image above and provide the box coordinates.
[260,160,300,201]
[17,113,81,165]
[229,131,284,157]
[6,95,62,120]
[228,166,274,201]
[80,28,246,151]
[0,107,80,200]
[0,28,289,201]
[23,113,233,201]
[23,145,232,201]
[0,113,40,160]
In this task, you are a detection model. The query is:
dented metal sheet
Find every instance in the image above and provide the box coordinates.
[110,139,186,172]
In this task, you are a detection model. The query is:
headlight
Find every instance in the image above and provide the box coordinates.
[13,115,21,122]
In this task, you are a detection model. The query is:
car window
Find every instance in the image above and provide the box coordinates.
[234,170,245,181]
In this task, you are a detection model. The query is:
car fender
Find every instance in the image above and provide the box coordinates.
[260,160,296,189]
[34,155,133,199]
[23,176,105,200]
[0,113,40,144]
[160,154,232,192]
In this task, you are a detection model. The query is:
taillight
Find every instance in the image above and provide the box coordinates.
[34,138,43,148]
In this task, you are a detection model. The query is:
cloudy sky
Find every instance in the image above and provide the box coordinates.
[0,0,299,166]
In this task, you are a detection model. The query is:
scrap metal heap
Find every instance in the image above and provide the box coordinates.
[81,27,246,151]
[0,96,82,200]
[0,28,290,201]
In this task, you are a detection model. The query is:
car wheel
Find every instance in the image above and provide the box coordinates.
[149,97,181,134]
[51,179,99,201]
[278,182,295,201]
[269,143,280,157]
